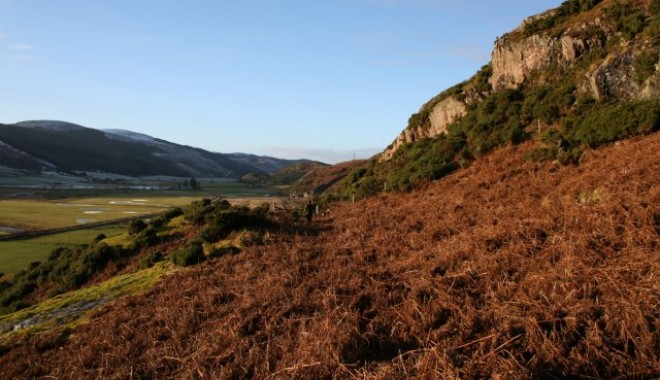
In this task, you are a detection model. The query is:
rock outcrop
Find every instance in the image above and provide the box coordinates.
[379,0,659,161]
[381,96,467,161]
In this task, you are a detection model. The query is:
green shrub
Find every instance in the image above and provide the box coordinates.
[138,251,164,269]
[128,219,147,235]
[0,237,139,315]
[170,243,205,267]
[565,99,659,147]
[200,205,270,243]
[524,0,603,36]
[605,1,647,39]
[184,198,231,225]
[633,50,658,83]
[136,227,159,247]
[165,207,184,219]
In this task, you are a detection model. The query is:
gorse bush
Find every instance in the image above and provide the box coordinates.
[184,198,231,225]
[128,219,147,235]
[170,242,205,267]
[0,242,133,314]
[200,204,270,243]
[605,1,648,39]
[138,251,164,270]
[564,99,660,147]
[633,50,658,83]
[523,0,603,36]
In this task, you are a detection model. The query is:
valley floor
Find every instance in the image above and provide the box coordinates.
[0,133,659,379]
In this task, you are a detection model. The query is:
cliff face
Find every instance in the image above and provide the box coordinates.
[380,0,659,161]
[381,96,468,160]
[492,13,657,101]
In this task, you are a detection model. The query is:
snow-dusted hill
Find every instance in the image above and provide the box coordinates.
[0,121,316,178]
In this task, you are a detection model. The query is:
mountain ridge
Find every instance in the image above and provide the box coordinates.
[0,120,320,178]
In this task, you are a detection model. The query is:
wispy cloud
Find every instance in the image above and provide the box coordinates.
[257,147,381,164]
[9,43,33,51]
[0,31,35,65]
[8,53,32,63]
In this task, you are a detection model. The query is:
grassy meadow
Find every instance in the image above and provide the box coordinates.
[0,180,287,275]
[0,225,128,274]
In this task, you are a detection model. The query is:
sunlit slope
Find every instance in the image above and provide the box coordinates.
[1,133,657,379]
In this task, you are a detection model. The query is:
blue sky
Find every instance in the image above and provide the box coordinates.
[0,0,562,163]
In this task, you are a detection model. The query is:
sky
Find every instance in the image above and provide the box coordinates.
[0,0,563,164]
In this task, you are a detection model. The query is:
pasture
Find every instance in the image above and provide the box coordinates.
[0,180,288,274]
[0,196,194,231]
[0,225,126,274]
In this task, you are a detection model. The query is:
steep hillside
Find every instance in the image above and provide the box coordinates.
[0,132,658,379]
[0,121,274,178]
[332,0,659,198]
[0,140,43,173]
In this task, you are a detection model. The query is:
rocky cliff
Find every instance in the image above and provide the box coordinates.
[381,96,468,160]
[381,0,659,161]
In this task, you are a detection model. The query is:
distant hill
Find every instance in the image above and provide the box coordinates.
[239,161,329,188]
[226,153,321,175]
[290,159,367,196]
[0,121,314,178]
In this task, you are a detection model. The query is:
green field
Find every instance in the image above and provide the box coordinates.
[0,196,195,231]
[0,225,126,274]
[0,180,287,275]
[0,180,283,231]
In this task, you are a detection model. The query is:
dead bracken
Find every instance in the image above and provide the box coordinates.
[0,133,658,379]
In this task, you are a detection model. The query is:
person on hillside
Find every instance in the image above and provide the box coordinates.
[305,200,315,223]
[557,135,570,154]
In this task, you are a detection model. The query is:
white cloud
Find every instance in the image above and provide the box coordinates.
[9,43,33,51]
[0,33,35,65]
[8,53,32,63]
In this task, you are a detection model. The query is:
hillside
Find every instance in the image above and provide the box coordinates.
[227,153,322,175]
[240,161,329,189]
[0,121,310,179]
[0,132,658,379]
[0,1,658,379]
[292,159,367,196]
[329,0,659,199]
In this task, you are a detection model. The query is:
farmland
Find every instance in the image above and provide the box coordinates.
[0,180,290,274]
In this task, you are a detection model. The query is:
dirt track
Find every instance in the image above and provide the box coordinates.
[1,133,659,379]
